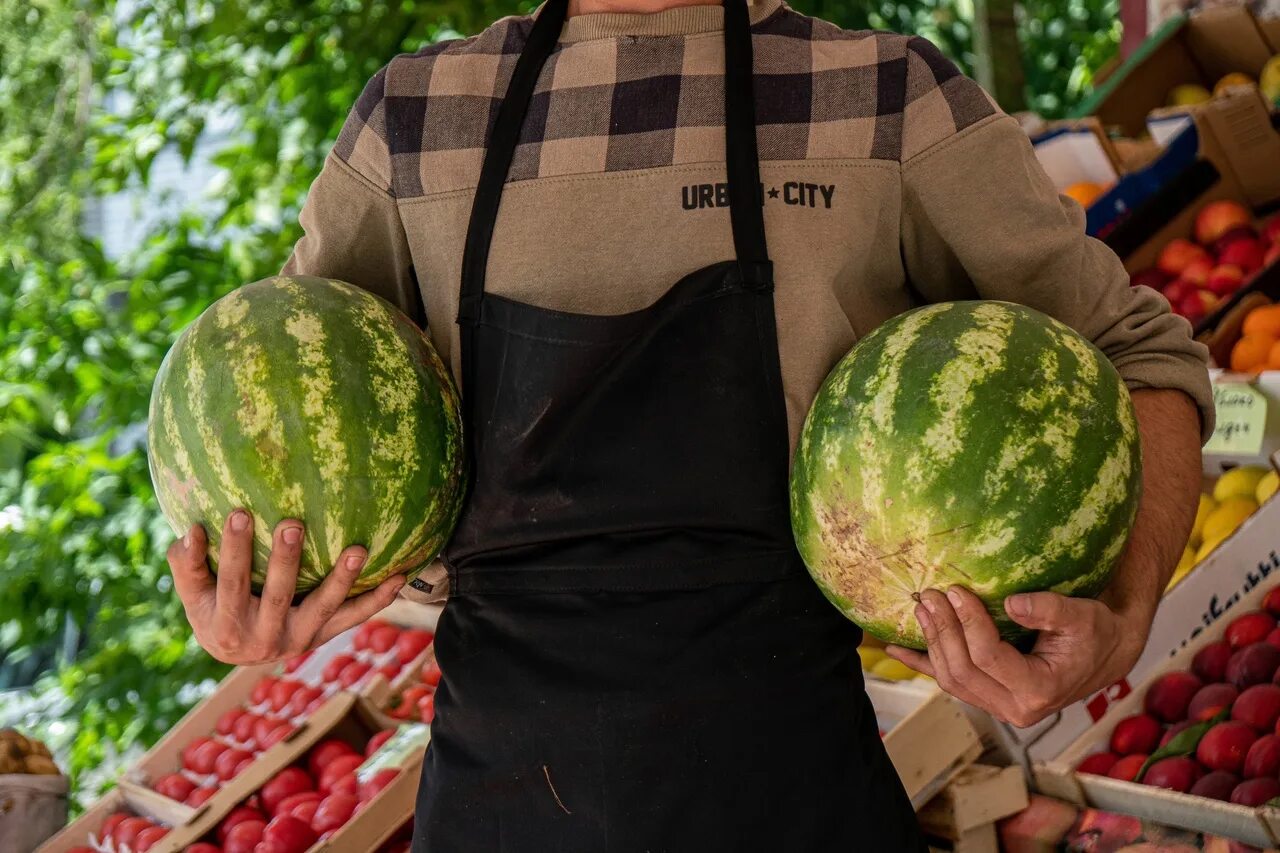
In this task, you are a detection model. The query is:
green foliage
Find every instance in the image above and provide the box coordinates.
[1,0,1119,810]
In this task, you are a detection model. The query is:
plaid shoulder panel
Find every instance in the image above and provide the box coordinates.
[332,6,1001,199]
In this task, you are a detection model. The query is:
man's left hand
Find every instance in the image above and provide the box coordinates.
[885,585,1149,728]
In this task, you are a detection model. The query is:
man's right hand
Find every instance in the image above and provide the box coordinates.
[167,509,406,665]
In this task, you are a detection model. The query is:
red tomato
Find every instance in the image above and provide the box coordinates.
[185,785,219,807]
[133,825,169,852]
[369,625,401,654]
[113,816,155,848]
[318,754,364,794]
[260,767,314,816]
[222,819,266,853]
[283,650,312,674]
[184,844,224,853]
[311,793,359,834]
[254,715,282,746]
[182,736,214,771]
[307,738,358,779]
[154,772,197,801]
[321,653,356,684]
[420,660,442,688]
[214,747,254,781]
[338,660,372,689]
[277,791,323,823]
[364,729,395,758]
[263,814,318,852]
[358,769,400,803]
[353,620,389,652]
[390,686,430,721]
[394,629,434,663]
[260,723,296,750]
[216,706,247,736]
[191,739,229,775]
[268,679,303,713]
[377,663,401,682]
[286,685,323,717]
[328,772,359,797]
[99,812,130,841]
[218,806,267,843]
[418,693,435,724]
[251,676,279,707]
[232,712,262,745]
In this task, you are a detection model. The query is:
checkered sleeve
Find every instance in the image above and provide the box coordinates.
[900,37,999,162]
[332,65,396,194]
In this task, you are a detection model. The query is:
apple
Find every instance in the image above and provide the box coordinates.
[1196,200,1253,246]
[1219,236,1266,276]
[1161,278,1194,306]
[133,825,169,852]
[311,793,359,835]
[1130,268,1172,290]
[365,730,395,758]
[261,767,314,816]
[1158,238,1212,277]
[308,738,358,779]
[318,754,365,794]
[322,653,356,684]
[154,772,197,801]
[218,806,267,843]
[263,814,318,853]
[1181,257,1214,287]
[1178,290,1220,323]
[251,676,279,707]
[1206,264,1245,296]
[1213,225,1260,256]
[214,747,254,781]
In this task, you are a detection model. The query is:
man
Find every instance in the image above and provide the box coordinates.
[167,0,1210,848]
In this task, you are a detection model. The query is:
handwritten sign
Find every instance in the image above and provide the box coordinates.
[1204,383,1268,456]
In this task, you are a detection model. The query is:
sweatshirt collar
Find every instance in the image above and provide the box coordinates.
[551,0,784,43]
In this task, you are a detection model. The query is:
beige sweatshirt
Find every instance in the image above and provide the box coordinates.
[282,0,1213,601]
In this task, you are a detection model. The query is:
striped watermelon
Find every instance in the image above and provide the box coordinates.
[791,301,1142,649]
[147,276,465,596]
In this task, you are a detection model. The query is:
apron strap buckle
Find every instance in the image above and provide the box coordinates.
[734,260,774,291]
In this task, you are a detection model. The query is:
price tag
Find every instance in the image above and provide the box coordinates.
[359,723,431,780]
[1204,383,1268,456]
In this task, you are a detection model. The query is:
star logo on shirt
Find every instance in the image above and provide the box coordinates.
[768,187,780,199]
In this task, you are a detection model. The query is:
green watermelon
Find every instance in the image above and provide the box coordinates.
[791,301,1142,649]
[147,275,466,596]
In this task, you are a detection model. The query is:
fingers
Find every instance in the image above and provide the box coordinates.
[917,588,1013,710]
[885,645,935,678]
[947,586,1031,683]
[312,574,408,647]
[167,524,215,614]
[1005,591,1076,631]
[256,519,305,640]
[293,546,370,642]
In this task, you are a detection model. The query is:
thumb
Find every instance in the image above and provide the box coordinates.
[1004,591,1079,631]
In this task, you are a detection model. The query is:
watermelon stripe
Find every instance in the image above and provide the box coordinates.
[791,301,1141,649]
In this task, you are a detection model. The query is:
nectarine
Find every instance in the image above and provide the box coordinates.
[1196,200,1252,246]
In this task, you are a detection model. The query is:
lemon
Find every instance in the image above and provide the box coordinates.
[1257,471,1280,506]
[1213,466,1269,503]
[1190,493,1216,548]
[1196,531,1230,563]
[858,646,888,671]
[1168,84,1212,106]
[871,658,918,682]
[1202,497,1258,544]
[1263,56,1280,106]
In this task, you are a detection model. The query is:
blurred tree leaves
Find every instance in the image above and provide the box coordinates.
[1,0,1116,809]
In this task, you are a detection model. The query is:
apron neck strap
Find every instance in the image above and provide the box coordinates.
[460,0,769,314]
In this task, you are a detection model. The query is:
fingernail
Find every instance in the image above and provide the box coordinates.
[282,526,302,545]
[922,595,937,614]
[182,528,193,548]
[947,587,963,609]
[916,606,933,632]
[346,553,366,570]
[1008,595,1030,616]
[230,510,249,531]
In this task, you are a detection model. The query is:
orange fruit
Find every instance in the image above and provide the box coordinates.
[1243,305,1280,338]
[1267,340,1280,371]
[1063,181,1107,208]
[1232,334,1278,372]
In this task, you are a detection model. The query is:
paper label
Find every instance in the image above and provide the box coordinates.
[359,723,431,780]
[1204,382,1268,456]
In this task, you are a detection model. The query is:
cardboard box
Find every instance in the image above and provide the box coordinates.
[1074,6,1279,139]
[1031,538,1280,848]
[926,822,998,853]
[918,764,1029,838]
[868,679,983,809]
[982,457,1280,767]
[36,782,195,853]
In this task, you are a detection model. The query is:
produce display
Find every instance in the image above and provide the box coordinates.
[1129,202,1280,326]
[1074,588,1280,807]
[1167,467,1275,590]
[384,649,442,725]
[56,809,173,853]
[146,275,466,596]
[0,728,60,776]
[791,301,1142,649]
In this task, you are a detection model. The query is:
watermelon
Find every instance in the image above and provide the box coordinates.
[147,275,466,596]
[791,301,1142,649]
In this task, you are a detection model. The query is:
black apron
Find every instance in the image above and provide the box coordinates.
[413,1,924,849]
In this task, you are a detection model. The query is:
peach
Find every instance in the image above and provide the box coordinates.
[1182,257,1215,287]
[1110,714,1163,755]
[1228,612,1278,649]
[1228,643,1280,688]
[1194,641,1233,682]
[1220,237,1267,276]
[1231,776,1280,806]
[1207,265,1246,297]
[1189,683,1239,722]
[1243,733,1280,778]
[1131,268,1171,290]
[997,795,1080,853]
[1145,671,1204,722]
[1197,721,1259,773]
[1191,770,1240,801]
[1142,756,1202,792]
[1107,753,1149,781]
[1068,809,1143,848]
[1196,200,1253,246]
[1159,238,1212,277]
[1076,752,1120,775]
[1161,719,1195,747]
[1232,684,1280,731]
